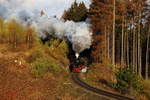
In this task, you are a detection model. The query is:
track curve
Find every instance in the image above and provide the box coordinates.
[71,73,135,100]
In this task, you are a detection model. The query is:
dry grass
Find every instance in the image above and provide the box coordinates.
[137,94,149,100]
[82,63,116,89]
[140,80,150,100]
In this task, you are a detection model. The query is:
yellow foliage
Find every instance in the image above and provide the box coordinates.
[0,18,37,50]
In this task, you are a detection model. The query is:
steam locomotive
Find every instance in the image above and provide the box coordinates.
[70,57,88,73]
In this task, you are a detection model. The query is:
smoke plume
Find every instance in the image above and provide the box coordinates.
[0,0,92,53]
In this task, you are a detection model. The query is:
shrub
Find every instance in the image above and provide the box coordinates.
[44,40,69,65]
[28,39,69,77]
[57,40,68,57]
[31,57,62,77]
[115,66,143,93]
[27,47,47,63]
[32,58,51,77]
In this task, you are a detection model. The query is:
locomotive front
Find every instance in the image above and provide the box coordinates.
[71,53,88,73]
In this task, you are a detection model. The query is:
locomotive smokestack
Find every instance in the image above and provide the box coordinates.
[75,53,79,58]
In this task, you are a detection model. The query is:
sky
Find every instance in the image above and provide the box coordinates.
[22,0,91,17]
[0,0,91,19]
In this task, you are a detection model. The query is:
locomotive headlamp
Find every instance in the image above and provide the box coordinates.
[75,53,79,58]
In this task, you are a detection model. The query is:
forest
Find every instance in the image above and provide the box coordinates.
[0,0,150,100]
[88,0,150,80]
[63,0,150,79]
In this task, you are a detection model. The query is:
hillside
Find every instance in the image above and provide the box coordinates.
[0,43,111,100]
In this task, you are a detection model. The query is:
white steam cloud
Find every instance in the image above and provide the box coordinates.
[0,0,92,53]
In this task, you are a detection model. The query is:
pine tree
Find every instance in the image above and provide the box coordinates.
[62,1,88,22]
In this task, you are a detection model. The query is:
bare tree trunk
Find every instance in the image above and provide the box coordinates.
[14,33,17,49]
[0,23,2,43]
[146,25,150,79]
[138,14,142,76]
[132,16,138,73]
[124,19,127,66]
[135,24,138,73]
[112,0,116,65]
[13,32,17,49]
[107,27,110,59]
[121,16,124,65]
[105,25,107,58]
[133,17,136,72]
[29,33,33,49]
[28,34,30,49]
[8,34,11,44]
[126,22,130,67]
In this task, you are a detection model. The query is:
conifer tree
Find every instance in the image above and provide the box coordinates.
[62,1,88,22]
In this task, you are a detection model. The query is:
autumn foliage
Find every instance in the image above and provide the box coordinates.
[0,18,37,50]
[89,0,113,63]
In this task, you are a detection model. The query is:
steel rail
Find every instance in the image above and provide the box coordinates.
[71,73,135,100]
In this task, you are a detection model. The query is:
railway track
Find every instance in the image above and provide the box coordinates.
[71,73,135,100]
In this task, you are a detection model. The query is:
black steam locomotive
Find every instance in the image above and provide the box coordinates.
[70,57,88,73]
